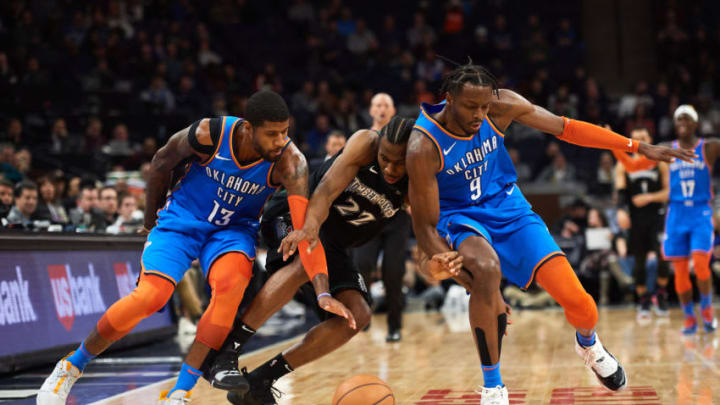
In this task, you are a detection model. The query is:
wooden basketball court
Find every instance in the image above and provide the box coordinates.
[95,308,719,404]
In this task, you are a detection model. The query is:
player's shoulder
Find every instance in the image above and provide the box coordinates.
[342,129,379,161]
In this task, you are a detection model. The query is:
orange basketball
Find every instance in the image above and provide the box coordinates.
[332,375,395,405]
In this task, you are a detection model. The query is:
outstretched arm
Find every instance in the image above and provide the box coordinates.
[275,143,355,328]
[490,89,696,163]
[704,138,720,168]
[406,130,466,287]
[279,130,376,257]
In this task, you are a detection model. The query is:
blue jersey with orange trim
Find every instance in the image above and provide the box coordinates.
[164,116,281,227]
[669,139,712,203]
[414,101,518,211]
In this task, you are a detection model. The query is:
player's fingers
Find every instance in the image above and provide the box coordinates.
[673,149,697,162]
[307,237,318,253]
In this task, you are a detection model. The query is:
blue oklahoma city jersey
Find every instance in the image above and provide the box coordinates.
[165,116,281,227]
[143,116,285,283]
[413,102,518,211]
[669,139,712,203]
[663,139,714,258]
[413,101,563,289]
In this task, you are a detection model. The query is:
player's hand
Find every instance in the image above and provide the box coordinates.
[632,194,653,208]
[428,251,464,280]
[453,268,473,291]
[318,295,357,330]
[638,142,696,163]
[278,228,319,261]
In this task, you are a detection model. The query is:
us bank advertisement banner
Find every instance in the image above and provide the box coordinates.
[0,250,173,357]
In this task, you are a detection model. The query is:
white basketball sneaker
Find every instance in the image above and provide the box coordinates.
[478,385,509,405]
[157,389,192,404]
[575,335,627,391]
[36,357,82,405]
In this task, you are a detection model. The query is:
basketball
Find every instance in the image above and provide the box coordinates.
[332,375,395,405]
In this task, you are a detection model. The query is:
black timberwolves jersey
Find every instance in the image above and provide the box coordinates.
[312,151,408,247]
[625,165,664,218]
[261,149,407,249]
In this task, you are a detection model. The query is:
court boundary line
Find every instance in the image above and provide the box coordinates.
[89,335,303,404]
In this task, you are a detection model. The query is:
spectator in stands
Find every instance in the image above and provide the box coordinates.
[140,76,175,114]
[347,19,377,55]
[124,137,157,170]
[304,114,332,157]
[407,12,436,50]
[48,118,82,155]
[35,176,69,224]
[97,186,119,231]
[0,143,22,183]
[84,117,105,154]
[0,179,13,219]
[106,193,143,234]
[69,185,103,231]
[64,176,82,211]
[103,124,136,156]
[537,151,576,184]
[508,148,531,183]
[591,152,615,198]
[1,118,26,147]
[5,180,39,228]
[14,148,32,180]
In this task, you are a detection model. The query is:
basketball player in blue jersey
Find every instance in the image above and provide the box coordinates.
[407,63,695,405]
[662,105,718,334]
[37,91,353,405]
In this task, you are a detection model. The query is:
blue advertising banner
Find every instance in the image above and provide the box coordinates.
[0,250,173,357]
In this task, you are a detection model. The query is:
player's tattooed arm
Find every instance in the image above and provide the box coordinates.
[275,142,310,198]
[142,121,210,232]
[282,129,377,254]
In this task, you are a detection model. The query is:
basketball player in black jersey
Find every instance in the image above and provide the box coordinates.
[209,117,461,405]
[613,127,670,319]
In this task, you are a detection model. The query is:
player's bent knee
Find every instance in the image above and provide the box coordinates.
[467,257,501,287]
[352,302,372,332]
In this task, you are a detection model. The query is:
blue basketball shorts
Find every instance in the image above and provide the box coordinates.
[141,206,258,285]
[437,189,564,289]
[662,202,714,259]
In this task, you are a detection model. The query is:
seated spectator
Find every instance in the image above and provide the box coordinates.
[123,137,157,170]
[14,148,32,179]
[106,193,144,234]
[309,130,346,173]
[536,151,576,183]
[35,176,69,224]
[5,180,39,228]
[0,178,13,218]
[69,185,104,231]
[84,117,105,154]
[0,143,22,183]
[304,114,332,157]
[140,76,175,114]
[48,118,83,155]
[97,186,119,231]
[1,118,27,147]
[591,151,615,198]
[103,124,136,156]
[508,148,531,183]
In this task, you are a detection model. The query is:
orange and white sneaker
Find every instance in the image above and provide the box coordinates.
[36,357,82,404]
[158,389,192,404]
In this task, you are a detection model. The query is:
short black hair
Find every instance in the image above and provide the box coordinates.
[441,60,500,98]
[0,178,13,189]
[380,116,415,145]
[14,180,37,197]
[245,90,289,128]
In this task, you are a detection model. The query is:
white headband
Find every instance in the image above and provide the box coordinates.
[674,104,698,122]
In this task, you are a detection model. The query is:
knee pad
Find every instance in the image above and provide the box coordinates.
[98,273,174,340]
[196,253,251,350]
[673,259,692,294]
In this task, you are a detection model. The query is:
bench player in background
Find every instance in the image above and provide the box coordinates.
[37,91,352,405]
[612,126,671,320]
[408,62,695,405]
